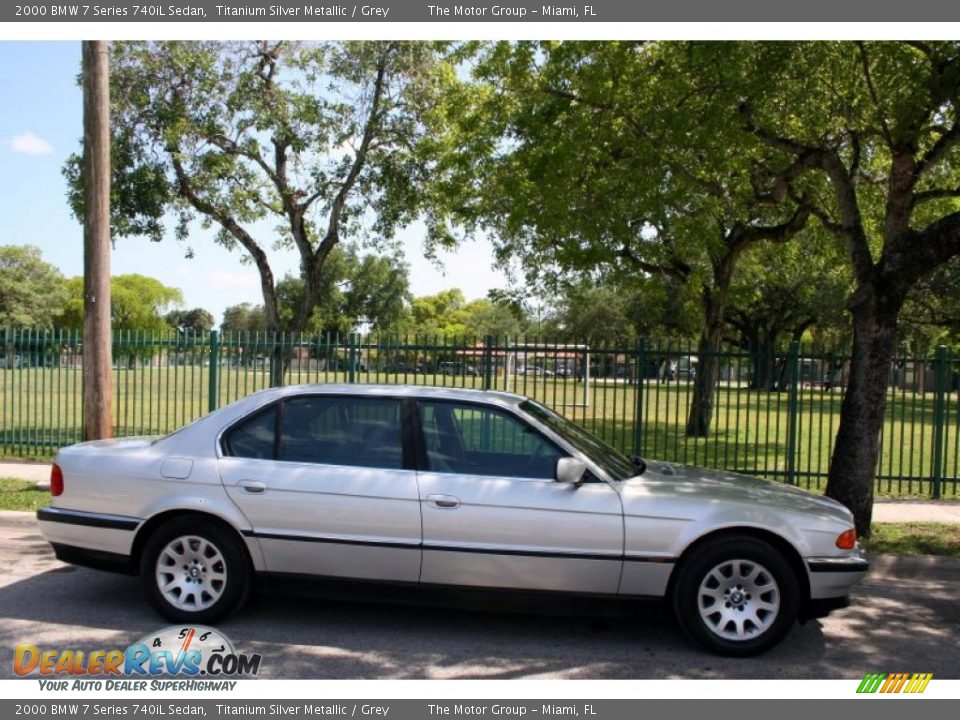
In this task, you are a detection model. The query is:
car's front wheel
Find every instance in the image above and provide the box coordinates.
[141,516,250,623]
[673,535,799,656]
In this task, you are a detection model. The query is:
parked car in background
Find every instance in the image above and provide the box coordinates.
[383,361,425,375]
[437,361,480,376]
[38,384,867,656]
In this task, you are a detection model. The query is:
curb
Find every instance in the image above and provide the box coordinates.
[867,554,960,581]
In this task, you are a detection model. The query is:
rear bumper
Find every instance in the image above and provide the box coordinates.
[50,542,136,575]
[37,506,140,562]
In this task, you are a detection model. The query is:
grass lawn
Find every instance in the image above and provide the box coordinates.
[0,478,48,512]
[866,523,960,558]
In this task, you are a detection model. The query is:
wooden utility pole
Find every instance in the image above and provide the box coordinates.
[82,41,113,440]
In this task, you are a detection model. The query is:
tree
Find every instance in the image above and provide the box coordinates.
[66,41,441,385]
[462,297,529,339]
[426,41,809,438]
[717,41,960,533]
[166,308,215,334]
[726,233,852,389]
[541,278,700,346]
[225,246,410,336]
[0,245,68,328]
[57,275,183,332]
[898,256,960,353]
[221,303,267,334]
[406,289,471,336]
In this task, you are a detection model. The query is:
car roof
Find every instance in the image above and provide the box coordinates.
[253,383,529,408]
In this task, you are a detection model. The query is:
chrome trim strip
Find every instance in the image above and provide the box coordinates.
[242,529,674,563]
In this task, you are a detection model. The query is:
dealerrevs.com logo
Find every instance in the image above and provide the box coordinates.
[14,626,261,690]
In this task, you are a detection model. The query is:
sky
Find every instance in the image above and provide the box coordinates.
[0,41,511,325]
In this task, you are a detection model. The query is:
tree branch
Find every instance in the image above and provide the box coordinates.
[856,42,893,146]
[169,150,280,330]
[915,118,960,178]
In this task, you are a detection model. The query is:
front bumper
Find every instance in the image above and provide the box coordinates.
[806,547,870,600]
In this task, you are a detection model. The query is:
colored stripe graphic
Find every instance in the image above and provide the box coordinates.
[857,673,932,694]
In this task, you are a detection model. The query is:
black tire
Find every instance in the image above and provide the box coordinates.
[672,535,799,656]
[141,516,250,623]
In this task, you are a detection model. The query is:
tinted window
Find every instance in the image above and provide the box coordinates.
[419,401,563,479]
[521,400,639,481]
[279,396,404,470]
[225,406,277,459]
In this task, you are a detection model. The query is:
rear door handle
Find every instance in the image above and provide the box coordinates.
[239,480,267,494]
[426,494,460,509]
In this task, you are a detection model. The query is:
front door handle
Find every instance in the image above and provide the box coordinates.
[239,480,267,494]
[426,494,460,509]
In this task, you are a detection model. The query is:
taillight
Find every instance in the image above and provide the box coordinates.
[50,464,64,497]
[836,528,857,549]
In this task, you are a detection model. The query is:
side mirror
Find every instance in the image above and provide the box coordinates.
[556,457,587,485]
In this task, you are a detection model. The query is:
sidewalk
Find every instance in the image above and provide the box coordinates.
[2,460,958,523]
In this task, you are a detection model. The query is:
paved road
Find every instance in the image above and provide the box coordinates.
[1,511,958,680]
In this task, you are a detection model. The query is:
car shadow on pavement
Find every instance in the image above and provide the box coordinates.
[1,529,958,679]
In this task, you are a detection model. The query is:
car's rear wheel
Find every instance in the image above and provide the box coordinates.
[141,516,250,623]
[673,536,799,656]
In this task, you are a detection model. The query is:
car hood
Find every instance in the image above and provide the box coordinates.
[621,461,854,524]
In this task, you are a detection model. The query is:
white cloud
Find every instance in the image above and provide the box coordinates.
[10,132,54,155]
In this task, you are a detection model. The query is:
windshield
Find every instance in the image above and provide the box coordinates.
[520,400,642,481]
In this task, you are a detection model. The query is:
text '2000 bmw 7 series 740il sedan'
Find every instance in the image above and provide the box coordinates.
[37,384,868,655]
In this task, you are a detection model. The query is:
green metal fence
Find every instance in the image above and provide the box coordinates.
[1,328,958,497]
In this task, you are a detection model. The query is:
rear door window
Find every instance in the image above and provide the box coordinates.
[278,396,404,470]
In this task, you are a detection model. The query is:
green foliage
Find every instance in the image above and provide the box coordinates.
[426,42,805,292]
[220,303,266,334]
[727,230,853,350]
[0,245,68,328]
[399,288,530,338]
[165,307,216,333]
[55,274,183,332]
[900,256,960,354]
[543,278,701,346]
[223,247,410,335]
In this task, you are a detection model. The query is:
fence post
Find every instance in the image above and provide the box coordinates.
[786,341,801,486]
[482,335,494,391]
[632,339,645,457]
[931,345,948,500]
[348,332,358,384]
[207,330,219,413]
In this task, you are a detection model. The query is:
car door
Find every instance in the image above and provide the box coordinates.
[415,399,623,593]
[218,394,421,583]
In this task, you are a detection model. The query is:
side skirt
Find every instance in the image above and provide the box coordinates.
[255,571,665,619]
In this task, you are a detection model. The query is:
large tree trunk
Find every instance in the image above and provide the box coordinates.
[686,297,724,437]
[825,302,899,537]
[749,328,778,391]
